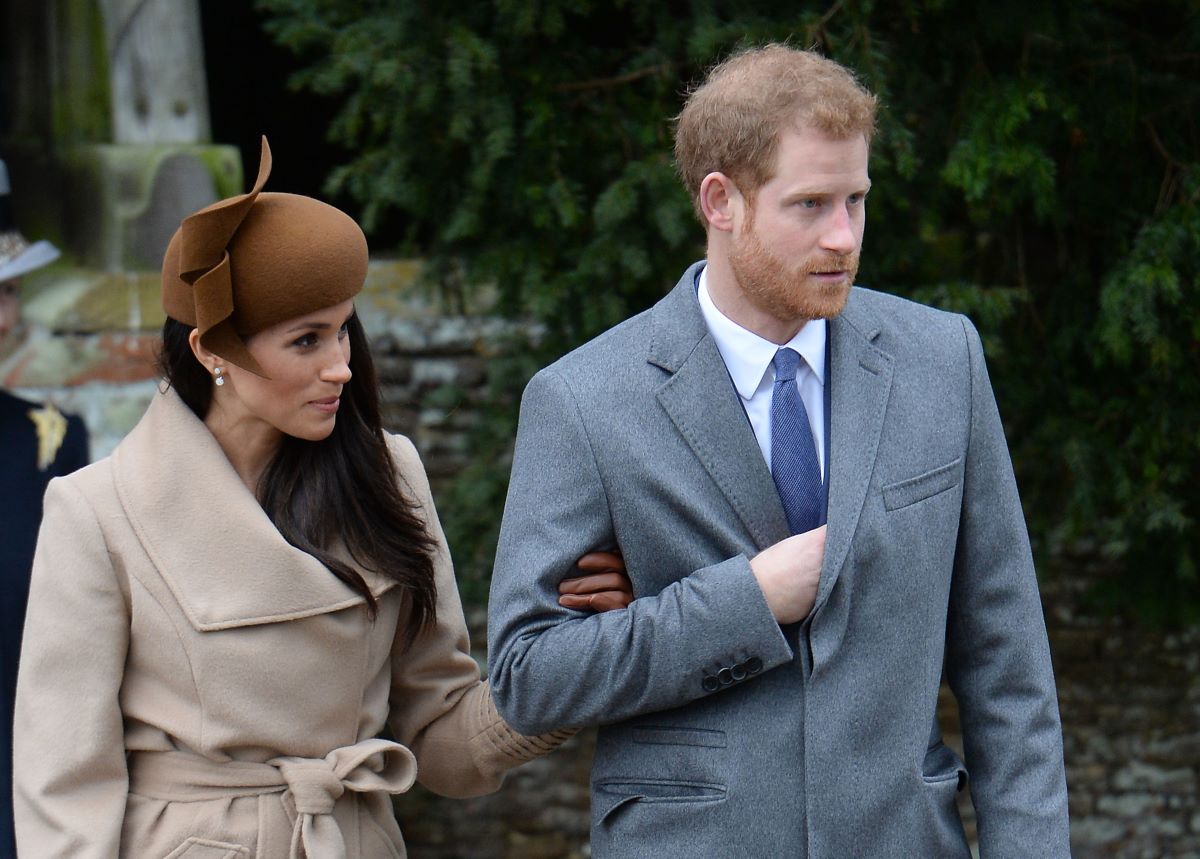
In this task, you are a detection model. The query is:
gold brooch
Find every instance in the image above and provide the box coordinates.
[28,402,68,471]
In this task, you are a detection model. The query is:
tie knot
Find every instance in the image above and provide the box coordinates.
[773,348,802,382]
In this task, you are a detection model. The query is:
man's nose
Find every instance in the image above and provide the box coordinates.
[819,205,859,255]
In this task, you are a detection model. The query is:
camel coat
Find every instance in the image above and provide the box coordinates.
[13,389,569,858]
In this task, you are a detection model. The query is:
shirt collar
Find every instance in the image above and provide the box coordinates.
[697,265,827,400]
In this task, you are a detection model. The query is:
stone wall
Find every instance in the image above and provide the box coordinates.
[1047,577,1200,858]
[5,264,1197,858]
[0,260,520,462]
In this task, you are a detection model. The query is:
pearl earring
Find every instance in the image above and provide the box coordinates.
[214,366,225,387]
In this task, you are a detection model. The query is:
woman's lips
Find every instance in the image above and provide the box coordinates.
[310,396,340,414]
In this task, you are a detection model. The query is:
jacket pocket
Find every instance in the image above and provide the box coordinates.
[919,744,973,856]
[162,837,251,859]
[632,726,726,748]
[882,458,962,511]
[922,741,968,792]
[594,778,727,824]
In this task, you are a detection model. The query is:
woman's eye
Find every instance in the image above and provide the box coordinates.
[338,322,350,339]
[293,333,318,348]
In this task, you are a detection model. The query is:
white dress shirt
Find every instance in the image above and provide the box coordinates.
[697,266,827,480]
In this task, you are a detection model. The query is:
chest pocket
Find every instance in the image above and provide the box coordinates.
[881,458,961,511]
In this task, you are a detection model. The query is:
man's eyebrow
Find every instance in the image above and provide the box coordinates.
[782,182,872,199]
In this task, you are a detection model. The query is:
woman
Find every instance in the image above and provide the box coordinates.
[13,139,629,858]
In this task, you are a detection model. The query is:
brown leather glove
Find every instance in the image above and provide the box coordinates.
[557,551,632,612]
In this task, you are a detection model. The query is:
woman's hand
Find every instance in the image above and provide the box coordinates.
[557,551,632,612]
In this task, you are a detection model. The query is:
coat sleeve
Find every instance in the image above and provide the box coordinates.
[384,435,573,799]
[13,476,130,859]
[486,367,792,736]
[945,317,1071,857]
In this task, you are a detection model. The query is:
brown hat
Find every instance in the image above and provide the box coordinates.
[161,137,367,377]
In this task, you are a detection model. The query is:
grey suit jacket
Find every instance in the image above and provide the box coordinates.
[488,262,1069,858]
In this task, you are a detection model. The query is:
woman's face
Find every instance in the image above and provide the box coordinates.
[216,299,356,443]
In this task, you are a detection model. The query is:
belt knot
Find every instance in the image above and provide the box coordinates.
[276,758,345,815]
[269,738,418,858]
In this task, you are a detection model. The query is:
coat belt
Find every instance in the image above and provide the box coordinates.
[128,738,418,858]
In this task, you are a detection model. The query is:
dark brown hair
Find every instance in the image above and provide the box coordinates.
[157,313,437,640]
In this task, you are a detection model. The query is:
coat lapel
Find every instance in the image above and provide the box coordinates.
[814,292,894,614]
[112,389,392,631]
[650,264,790,551]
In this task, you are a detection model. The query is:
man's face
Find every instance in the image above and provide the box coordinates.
[728,126,870,323]
[0,278,20,345]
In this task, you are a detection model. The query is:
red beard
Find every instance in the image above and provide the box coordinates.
[728,223,857,323]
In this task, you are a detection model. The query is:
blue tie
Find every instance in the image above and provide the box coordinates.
[771,348,823,535]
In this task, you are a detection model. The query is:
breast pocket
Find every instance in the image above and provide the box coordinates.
[882,458,962,511]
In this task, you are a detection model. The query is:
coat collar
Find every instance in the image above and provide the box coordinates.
[649,262,791,550]
[112,388,392,631]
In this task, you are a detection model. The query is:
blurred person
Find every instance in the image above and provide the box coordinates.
[0,158,89,859]
[489,45,1069,857]
[12,138,630,858]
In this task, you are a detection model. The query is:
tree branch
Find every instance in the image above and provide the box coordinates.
[552,62,676,93]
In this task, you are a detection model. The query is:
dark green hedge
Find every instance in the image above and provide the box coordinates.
[259,0,1200,624]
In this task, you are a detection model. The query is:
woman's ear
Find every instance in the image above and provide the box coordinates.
[699,172,743,233]
[187,329,221,378]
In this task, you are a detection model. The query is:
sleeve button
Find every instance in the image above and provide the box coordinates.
[702,675,720,693]
[745,657,763,675]
[730,663,747,681]
[717,667,734,686]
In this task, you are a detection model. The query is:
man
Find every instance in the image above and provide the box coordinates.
[487,45,1069,857]
[0,158,89,859]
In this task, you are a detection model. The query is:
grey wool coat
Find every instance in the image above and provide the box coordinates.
[14,389,569,859]
[488,262,1070,858]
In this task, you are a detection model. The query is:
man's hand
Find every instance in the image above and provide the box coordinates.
[558,551,633,612]
[749,525,826,624]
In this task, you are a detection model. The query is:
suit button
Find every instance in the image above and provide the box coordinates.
[717,668,734,686]
[730,663,747,681]
[702,675,719,693]
[745,657,763,675]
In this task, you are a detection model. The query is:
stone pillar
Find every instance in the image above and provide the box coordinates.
[99,0,211,144]
[0,0,240,275]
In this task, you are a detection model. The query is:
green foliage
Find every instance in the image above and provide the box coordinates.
[259,0,1200,624]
